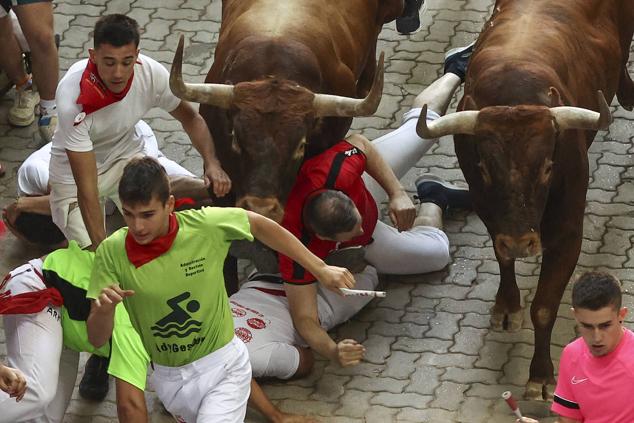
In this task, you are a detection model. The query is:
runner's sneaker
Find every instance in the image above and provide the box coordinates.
[443,41,476,82]
[396,0,425,35]
[38,113,57,142]
[415,174,472,211]
[9,86,40,127]
[79,354,110,401]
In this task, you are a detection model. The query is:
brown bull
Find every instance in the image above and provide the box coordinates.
[170,0,403,222]
[417,0,634,400]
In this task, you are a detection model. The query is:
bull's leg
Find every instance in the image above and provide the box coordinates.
[525,230,581,401]
[491,256,523,332]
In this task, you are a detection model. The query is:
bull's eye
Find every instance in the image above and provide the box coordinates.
[478,161,492,186]
[231,134,241,154]
[540,160,554,184]
[293,138,307,160]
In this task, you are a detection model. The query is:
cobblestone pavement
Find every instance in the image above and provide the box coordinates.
[0,0,632,422]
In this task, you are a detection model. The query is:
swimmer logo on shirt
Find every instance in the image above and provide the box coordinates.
[151,292,202,338]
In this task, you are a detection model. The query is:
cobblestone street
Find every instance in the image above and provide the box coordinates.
[0,0,633,422]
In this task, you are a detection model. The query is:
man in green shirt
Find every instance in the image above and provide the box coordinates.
[87,157,354,422]
[0,241,149,422]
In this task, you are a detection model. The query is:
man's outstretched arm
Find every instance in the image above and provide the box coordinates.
[115,378,148,422]
[249,379,317,423]
[285,282,364,367]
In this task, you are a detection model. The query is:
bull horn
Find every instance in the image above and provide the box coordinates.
[550,90,612,131]
[312,52,385,117]
[416,104,479,139]
[170,35,235,109]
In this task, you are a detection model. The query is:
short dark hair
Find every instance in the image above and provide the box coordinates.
[94,14,140,49]
[14,212,65,246]
[119,157,170,206]
[572,271,622,311]
[303,190,359,239]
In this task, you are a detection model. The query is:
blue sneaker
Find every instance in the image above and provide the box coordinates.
[443,41,476,82]
[415,174,471,211]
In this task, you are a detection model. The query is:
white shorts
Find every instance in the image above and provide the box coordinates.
[150,336,251,423]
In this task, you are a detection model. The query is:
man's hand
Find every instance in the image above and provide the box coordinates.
[388,190,416,231]
[517,418,539,423]
[204,159,232,197]
[94,284,135,313]
[0,364,27,402]
[313,265,355,294]
[335,339,365,367]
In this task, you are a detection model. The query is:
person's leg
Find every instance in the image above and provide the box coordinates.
[49,183,95,248]
[197,338,251,422]
[1,308,63,421]
[12,1,58,140]
[362,73,462,204]
[43,348,79,423]
[365,220,450,275]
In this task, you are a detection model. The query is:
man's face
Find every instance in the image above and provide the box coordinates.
[573,305,628,357]
[122,195,174,245]
[316,207,363,243]
[89,42,139,93]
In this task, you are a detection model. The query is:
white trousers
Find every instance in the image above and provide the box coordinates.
[0,270,78,423]
[151,336,252,423]
[361,108,450,274]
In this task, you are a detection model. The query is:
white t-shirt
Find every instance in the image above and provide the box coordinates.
[49,54,181,184]
[19,121,193,197]
[230,266,378,379]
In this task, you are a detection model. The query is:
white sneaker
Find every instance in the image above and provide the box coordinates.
[38,113,57,142]
[9,86,40,127]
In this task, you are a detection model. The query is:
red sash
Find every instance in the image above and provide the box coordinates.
[0,288,63,315]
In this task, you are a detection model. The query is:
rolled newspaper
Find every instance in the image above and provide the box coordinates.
[502,391,523,419]
[340,288,386,298]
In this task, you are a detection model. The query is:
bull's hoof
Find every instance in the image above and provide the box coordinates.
[525,381,544,401]
[524,380,555,401]
[490,307,523,332]
[507,309,523,332]
[490,310,505,331]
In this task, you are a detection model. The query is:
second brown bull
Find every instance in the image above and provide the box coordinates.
[417,0,634,400]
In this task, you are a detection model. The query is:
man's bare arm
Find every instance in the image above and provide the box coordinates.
[115,378,148,422]
[66,149,105,249]
[87,285,134,347]
[346,134,415,231]
[285,283,364,367]
[169,101,231,197]
[246,211,354,292]
[249,379,317,423]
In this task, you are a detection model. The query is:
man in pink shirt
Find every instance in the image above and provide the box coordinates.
[520,271,633,423]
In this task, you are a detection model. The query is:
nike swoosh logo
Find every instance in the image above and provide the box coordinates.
[571,376,589,384]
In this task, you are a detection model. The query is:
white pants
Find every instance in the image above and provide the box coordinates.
[151,336,251,423]
[49,120,193,247]
[0,269,78,423]
[361,107,450,274]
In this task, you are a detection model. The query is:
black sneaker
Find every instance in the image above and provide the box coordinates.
[415,174,472,211]
[443,41,476,82]
[396,0,425,35]
[79,354,110,401]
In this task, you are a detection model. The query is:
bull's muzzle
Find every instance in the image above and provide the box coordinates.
[494,232,542,260]
[236,195,284,223]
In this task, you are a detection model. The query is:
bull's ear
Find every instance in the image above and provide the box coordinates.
[548,87,564,107]
[463,95,478,110]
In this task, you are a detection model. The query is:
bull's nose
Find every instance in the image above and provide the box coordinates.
[236,195,284,223]
[494,232,542,259]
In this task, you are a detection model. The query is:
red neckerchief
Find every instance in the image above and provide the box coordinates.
[125,213,179,268]
[76,59,135,117]
[0,288,63,315]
